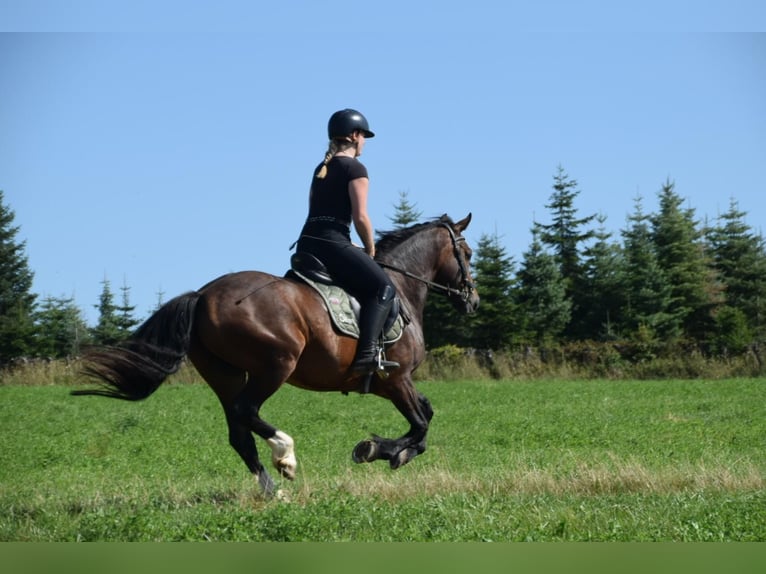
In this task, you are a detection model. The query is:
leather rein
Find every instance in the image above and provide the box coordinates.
[378,223,475,302]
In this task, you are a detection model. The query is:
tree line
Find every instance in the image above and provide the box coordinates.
[391,168,766,365]
[2,171,765,369]
[1,190,144,364]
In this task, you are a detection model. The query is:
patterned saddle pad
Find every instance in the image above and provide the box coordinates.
[288,270,405,343]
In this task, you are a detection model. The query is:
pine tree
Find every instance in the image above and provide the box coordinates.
[387,190,423,229]
[0,191,37,364]
[116,280,140,337]
[535,166,596,338]
[707,198,766,341]
[423,290,471,349]
[154,287,166,311]
[579,214,626,340]
[467,232,517,350]
[711,305,752,356]
[91,277,122,345]
[620,196,675,340]
[35,295,91,358]
[516,227,571,345]
[650,180,719,342]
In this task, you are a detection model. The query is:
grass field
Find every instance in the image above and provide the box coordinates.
[0,376,764,541]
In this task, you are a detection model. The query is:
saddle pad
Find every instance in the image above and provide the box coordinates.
[290,270,404,343]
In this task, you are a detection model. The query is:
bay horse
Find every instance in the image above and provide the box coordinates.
[73,213,479,496]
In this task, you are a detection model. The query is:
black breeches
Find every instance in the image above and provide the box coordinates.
[296,238,395,304]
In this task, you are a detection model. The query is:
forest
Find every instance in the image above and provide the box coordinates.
[2,166,765,377]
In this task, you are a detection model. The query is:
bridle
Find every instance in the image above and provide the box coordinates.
[379,223,476,303]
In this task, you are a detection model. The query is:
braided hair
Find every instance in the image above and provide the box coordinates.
[316,136,362,179]
[315,140,340,179]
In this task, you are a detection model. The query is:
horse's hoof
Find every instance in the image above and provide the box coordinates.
[277,463,296,481]
[390,447,417,470]
[352,439,378,463]
[257,469,276,497]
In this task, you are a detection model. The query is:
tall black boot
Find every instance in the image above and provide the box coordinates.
[350,287,400,375]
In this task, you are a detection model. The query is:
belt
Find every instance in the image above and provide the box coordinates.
[307,216,350,229]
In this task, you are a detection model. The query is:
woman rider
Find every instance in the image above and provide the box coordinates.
[296,109,399,376]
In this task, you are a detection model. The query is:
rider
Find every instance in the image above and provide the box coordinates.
[296,109,399,375]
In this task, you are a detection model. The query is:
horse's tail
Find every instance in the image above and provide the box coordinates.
[72,291,202,401]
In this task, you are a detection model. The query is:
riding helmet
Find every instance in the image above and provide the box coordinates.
[327,109,375,139]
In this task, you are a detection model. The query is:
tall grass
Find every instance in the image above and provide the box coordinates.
[414,343,765,381]
[2,340,762,388]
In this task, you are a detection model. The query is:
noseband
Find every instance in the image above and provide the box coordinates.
[379,223,475,302]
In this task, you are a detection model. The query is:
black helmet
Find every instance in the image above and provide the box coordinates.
[327,109,375,139]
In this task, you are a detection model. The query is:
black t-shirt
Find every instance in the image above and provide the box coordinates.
[302,156,368,240]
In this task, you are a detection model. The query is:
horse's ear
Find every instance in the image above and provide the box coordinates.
[454,213,472,233]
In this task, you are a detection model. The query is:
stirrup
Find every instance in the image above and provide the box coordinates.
[350,358,399,377]
[351,347,399,373]
[353,348,399,394]
[375,346,400,372]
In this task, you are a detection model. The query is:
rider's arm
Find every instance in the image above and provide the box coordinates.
[348,177,375,258]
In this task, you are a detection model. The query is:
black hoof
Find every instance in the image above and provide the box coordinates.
[257,469,276,497]
[352,439,379,463]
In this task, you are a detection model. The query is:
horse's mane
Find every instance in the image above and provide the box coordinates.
[375,214,455,256]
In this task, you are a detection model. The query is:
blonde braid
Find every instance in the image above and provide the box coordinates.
[315,140,340,179]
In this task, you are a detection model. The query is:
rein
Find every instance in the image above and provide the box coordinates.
[378,261,464,297]
[378,223,475,301]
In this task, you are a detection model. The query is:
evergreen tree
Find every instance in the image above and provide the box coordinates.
[707,198,766,341]
[620,196,675,339]
[387,190,423,229]
[116,280,140,337]
[467,232,517,350]
[516,227,571,345]
[535,166,596,338]
[711,305,752,356]
[154,287,166,311]
[91,277,122,345]
[0,191,37,364]
[650,180,719,342]
[422,289,472,349]
[35,295,91,358]
[579,214,626,340]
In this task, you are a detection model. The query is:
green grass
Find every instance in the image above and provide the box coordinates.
[0,378,764,541]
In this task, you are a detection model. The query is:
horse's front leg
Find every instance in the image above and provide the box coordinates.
[352,382,433,469]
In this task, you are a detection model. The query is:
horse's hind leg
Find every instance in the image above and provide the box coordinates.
[189,345,280,495]
[230,388,297,481]
[230,363,298,482]
[222,405,277,496]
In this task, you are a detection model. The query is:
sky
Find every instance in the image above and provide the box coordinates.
[2,2,765,325]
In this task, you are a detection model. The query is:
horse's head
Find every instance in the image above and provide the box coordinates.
[433,213,480,314]
[376,213,480,314]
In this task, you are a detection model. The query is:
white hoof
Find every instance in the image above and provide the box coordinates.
[267,430,297,480]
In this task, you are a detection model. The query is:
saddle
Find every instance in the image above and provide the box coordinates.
[287,252,404,342]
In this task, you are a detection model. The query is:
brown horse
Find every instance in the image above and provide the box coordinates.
[73,213,479,495]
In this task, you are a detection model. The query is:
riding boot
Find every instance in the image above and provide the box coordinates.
[350,287,400,375]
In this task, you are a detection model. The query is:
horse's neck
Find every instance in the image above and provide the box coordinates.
[386,233,443,312]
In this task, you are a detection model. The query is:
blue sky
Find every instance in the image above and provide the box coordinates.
[2,2,765,324]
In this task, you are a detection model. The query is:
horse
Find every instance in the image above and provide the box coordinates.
[72,213,479,496]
